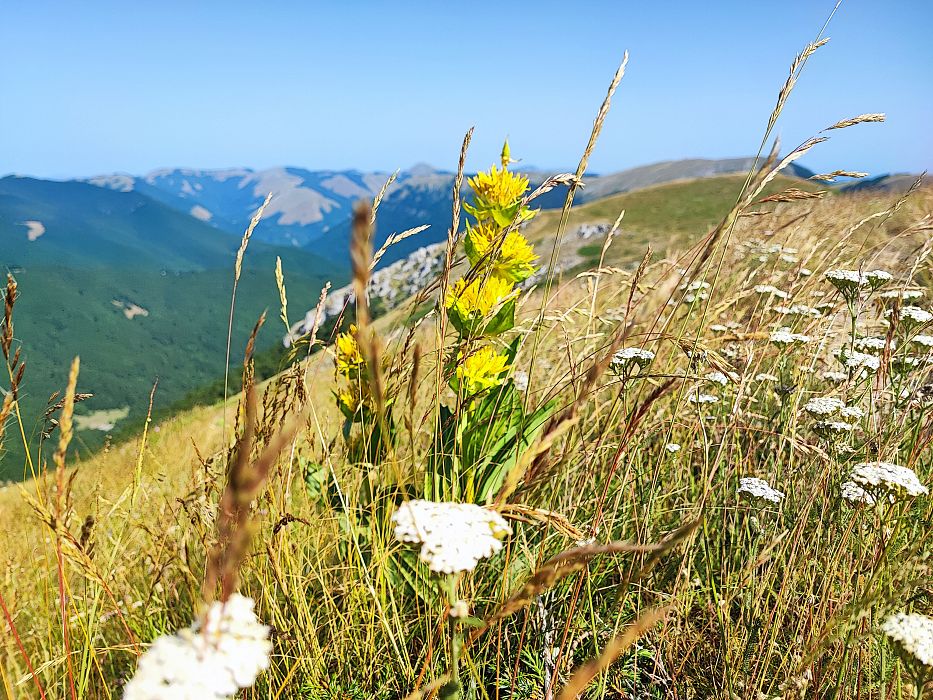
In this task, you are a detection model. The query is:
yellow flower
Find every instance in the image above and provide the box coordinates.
[465,223,538,283]
[336,388,366,420]
[334,324,364,379]
[466,164,534,226]
[445,276,515,321]
[456,346,511,395]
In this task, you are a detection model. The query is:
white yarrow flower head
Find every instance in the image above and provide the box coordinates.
[688,393,719,405]
[864,269,892,290]
[392,500,511,574]
[814,420,857,439]
[512,370,529,393]
[825,269,868,300]
[774,304,823,318]
[122,594,271,700]
[836,348,881,374]
[680,280,710,304]
[839,480,876,505]
[754,284,790,300]
[770,327,811,348]
[821,370,849,384]
[880,289,923,301]
[848,461,928,499]
[881,612,933,668]
[737,477,785,504]
[887,306,933,326]
[803,396,845,417]
[610,347,655,375]
[665,442,681,454]
[910,334,933,349]
[704,371,730,386]
[840,405,865,421]
[892,356,924,373]
[853,336,891,354]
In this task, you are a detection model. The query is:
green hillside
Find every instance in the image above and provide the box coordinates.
[0,177,342,480]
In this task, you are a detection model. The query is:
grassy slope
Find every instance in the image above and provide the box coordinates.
[521,173,826,267]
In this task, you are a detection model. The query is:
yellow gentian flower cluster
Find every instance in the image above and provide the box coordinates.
[456,346,512,396]
[445,142,540,395]
[445,276,517,325]
[333,324,370,421]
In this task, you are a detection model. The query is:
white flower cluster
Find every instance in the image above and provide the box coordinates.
[611,347,655,372]
[881,612,933,667]
[737,477,785,504]
[825,268,891,296]
[770,328,811,347]
[839,480,876,505]
[392,500,511,574]
[865,269,893,288]
[680,280,711,303]
[825,269,867,293]
[123,594,271,700]
[835,348,880,374]
[754,284,790,300]
[840,405,865,420]
[886,305,933,325]
[911,334,933,349]
[774,304,823,318]
[755,372,779,383]
[704,371,730,386]
[853,336,891,354]
[880,289,923,301]
[512,370,529,392]
[665,442,681,453]
[848,461,928,499]
[803,396,845,417]
[688,393,719,405]
[814,420,857,438]
[821,370,849,384]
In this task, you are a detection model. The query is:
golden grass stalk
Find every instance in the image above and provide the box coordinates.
[275,255,289,333]
[825,112,886,130]
[222,192,273,436]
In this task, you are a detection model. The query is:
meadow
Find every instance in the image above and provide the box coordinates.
[1,36,933,700]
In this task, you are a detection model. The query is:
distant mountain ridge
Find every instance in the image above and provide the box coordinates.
[75,157,819,266]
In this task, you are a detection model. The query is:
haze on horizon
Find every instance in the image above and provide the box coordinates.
[2,0,931,180]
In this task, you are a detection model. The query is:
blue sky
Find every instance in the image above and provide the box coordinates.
[1,1,930,179]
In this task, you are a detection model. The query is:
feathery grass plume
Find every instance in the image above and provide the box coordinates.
[223,193,272,437]
[825,112,886,130]
[809,170,870,181]
[1,274,15,361]
[130,380,158,507]
[757,187,827,203]
[274,256,289,333]
[371,224,431,269]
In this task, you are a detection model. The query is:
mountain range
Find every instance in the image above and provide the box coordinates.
[78,157,818,266]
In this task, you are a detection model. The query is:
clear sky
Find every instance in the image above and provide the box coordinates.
[2,1,930,179]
